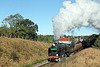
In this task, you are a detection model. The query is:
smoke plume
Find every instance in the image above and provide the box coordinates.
[52,0,100,40]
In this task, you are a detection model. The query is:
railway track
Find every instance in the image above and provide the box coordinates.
[34,61,58,67]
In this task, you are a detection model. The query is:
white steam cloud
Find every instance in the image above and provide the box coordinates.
[52,0,100,40]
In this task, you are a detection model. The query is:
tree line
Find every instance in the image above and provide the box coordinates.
[37,35,54,43]
[87,34,100,48]
[82,34,100,48]
[0,13,38,40]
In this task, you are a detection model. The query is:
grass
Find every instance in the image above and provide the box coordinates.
[0,37,52,67]
[22,58,47,67]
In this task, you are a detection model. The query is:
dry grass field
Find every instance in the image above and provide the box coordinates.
[0,37,52,67]
[48,48,100,67]
[0,37,100,67]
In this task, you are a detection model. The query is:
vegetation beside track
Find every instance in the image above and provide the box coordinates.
[0,37,52,67]
[22,58,47,67]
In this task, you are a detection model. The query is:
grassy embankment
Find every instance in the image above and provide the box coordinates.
[0,37,52,67]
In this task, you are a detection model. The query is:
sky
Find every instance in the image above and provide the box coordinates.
[0,0,99,36]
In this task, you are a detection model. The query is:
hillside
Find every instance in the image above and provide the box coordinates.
[0,37,52,67]
[50,48,100,67]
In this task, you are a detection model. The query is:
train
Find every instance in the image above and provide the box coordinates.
[48,38,87,62]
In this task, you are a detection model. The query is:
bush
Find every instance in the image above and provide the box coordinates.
[0,48,3,57]
[10,52,19,61]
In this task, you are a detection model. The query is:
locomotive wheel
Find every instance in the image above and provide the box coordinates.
[55,58,61,62]
[57,58,61,62]
[48,59,51,62]
[58,58,61,61]
[64,54,67,57]
[74,51,77,54]
[60,54,63,58]
[67,53,70,57]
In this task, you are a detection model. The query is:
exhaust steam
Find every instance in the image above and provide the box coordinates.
[52,0,100,40]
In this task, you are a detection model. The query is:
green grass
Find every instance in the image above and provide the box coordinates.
[92,46,100,49]
[37,35,54,43]
[22,58,47,67]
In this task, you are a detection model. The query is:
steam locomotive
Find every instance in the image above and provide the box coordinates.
[48,38,86,62]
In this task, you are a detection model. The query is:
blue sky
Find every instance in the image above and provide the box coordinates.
[0,0,99,36]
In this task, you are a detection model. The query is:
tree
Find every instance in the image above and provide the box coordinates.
[86,34,99,47]
[94,34,100,48]
[0,27,3,36]
[1,14,38,40]
[1,20,8,36]
[2,13,23,37]
[17,19,38,40]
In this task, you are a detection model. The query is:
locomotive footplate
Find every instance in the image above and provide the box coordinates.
[48,58,60,62]
[48,56,60,62]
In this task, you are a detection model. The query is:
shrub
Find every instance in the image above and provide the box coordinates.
[0,48,3,57]
[10,52,19,61]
